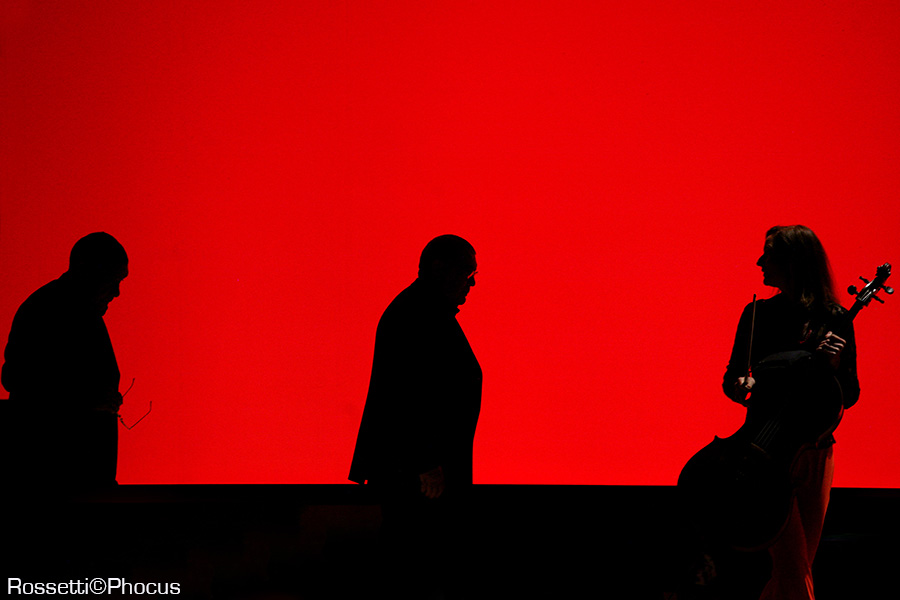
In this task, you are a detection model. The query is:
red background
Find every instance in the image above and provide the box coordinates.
[2,1,898,486]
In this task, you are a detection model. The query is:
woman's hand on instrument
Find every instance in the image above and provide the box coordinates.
[816,331,846,370]
[733,376,755,406]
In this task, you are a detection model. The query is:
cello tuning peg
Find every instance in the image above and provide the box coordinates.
[859,276,870,284]
[872,294,885,304]
[847,285,859,296]
[884,286,894,295]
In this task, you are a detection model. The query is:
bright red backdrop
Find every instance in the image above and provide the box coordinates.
[1,1,898,486]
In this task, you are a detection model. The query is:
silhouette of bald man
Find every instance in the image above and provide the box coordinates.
[349,234,482,598]
[2,232,128,490]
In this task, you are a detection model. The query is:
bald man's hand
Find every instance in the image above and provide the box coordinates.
[419,466,445,499]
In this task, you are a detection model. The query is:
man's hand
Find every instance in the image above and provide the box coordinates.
[733,376,755,406]
[816,331,846,371]
[419,466,445,499]
[96,391,123,415]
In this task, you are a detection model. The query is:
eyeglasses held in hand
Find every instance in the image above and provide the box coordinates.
[118,378,152,430]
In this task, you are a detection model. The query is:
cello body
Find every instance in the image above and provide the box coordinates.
[678,350,842,551]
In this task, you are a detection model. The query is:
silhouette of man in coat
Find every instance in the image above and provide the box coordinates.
[349,234,482,597]
[2,232,128,490]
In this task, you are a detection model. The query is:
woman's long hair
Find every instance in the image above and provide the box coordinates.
[766,225,839,316]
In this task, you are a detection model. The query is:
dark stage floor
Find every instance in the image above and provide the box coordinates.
[2,485,896,599]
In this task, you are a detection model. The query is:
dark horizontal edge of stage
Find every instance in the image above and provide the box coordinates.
[58,483,900,530]
[5,485,897,599]
[63,482,900,504]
